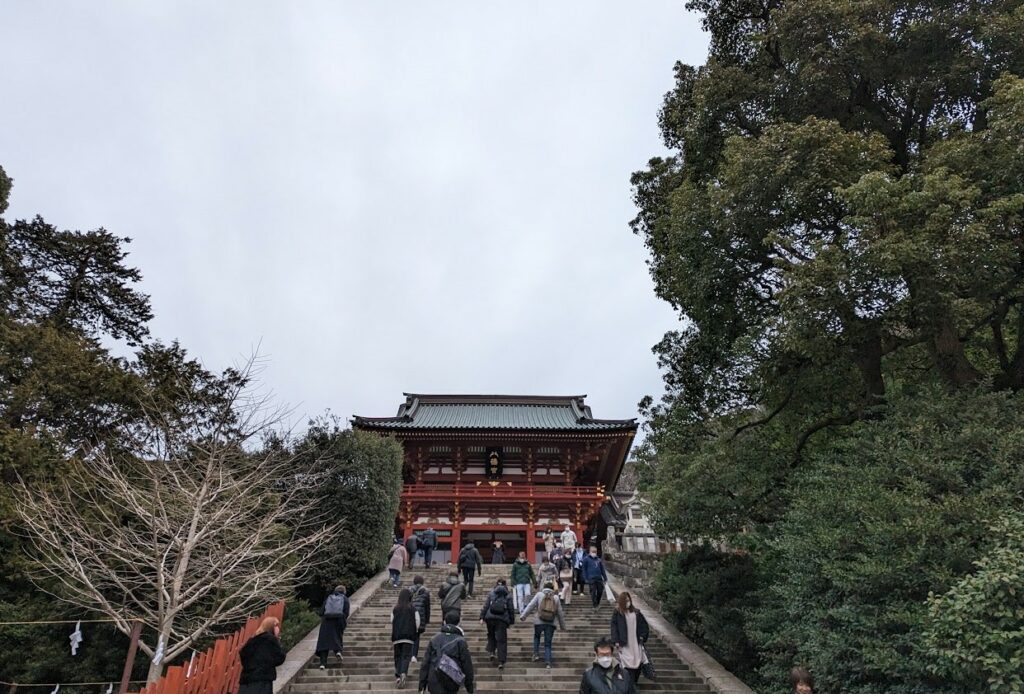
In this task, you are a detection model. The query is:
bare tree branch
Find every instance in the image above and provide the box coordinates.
[13,357,338,682]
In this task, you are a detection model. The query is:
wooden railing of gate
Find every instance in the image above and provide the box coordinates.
[133,602,285,694]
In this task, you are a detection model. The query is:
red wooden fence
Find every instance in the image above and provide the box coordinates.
[133,602,286,694]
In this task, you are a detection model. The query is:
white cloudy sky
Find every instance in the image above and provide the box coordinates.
[1,2,707,431]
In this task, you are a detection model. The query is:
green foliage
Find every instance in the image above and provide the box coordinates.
[655,544,759,680]
[280,600,322,652]
[290,418,404,603]
[634,3,1024,690]
[748,388,1024,693]
[923,512,1024,692]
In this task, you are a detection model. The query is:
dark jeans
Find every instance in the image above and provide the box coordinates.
[572,568,585,593]
[627,667,641,683]
[589,579,604,607]
[389,568,401,586]
[422,545,433,567]
[393,642,413,677]
[461,566,476,595]
[533,624,555,664]
[413,630,425,659]
[485,619,509,664]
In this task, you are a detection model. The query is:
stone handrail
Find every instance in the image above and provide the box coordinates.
[273,569,389,694]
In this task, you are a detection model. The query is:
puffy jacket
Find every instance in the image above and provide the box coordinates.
[238,631,286,684]
[578,663,636,694]
[581,554,607,584]
[510,559,535,586]
[418,625,475,694]
[610,609,650,648]
[411,584,431,628]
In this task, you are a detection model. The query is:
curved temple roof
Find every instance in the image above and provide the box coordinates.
[352,393,637,432]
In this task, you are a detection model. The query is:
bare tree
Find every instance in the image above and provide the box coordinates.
[14,359,337,683]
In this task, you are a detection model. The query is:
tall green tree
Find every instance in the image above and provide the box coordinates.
[632,2,1024,690]
[289,418,404,604]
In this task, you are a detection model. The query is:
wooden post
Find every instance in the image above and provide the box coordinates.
[8,682,17,694]
[119,620,143,694]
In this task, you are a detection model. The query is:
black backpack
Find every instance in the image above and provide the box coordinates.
[489,593,508,616]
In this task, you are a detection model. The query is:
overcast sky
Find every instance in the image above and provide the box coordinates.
[1,3,707,433]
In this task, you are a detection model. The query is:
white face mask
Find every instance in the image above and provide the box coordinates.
[590,552,598,557]
[596,655,614,668]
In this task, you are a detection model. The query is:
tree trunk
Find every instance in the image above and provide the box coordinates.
[853,330,886,402]
[930,318,981,387]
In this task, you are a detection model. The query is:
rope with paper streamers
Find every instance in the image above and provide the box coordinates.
[0,617,150,694]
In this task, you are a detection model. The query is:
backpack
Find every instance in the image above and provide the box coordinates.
[489,593,508,616]
[324,593,346,617]
[458,548,471,565]
[435,637,466,689]
[538,591,558,622]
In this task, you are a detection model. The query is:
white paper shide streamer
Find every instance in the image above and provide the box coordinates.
[69,621,83,656]
[152,635,165,666]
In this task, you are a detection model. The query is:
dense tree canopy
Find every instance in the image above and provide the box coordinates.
[633,2,1024,691]
[0,167,400,688]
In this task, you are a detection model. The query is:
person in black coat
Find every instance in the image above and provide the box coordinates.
[391,588,420,689]
[479,580,514,669]
[578,637,636,694]
[406,533,421,568]
[420,527,438,567]
[418,611,475,694]
[457,542,483,597]
[315,585,349,669]
[238,617,287,694]
[410,575,432,663]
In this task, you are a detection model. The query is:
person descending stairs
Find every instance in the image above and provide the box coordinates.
[286,564,713,693]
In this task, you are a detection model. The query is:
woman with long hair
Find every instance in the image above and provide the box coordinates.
[390,588,420,688]
[238,617,287,694]
[610,591,650,684]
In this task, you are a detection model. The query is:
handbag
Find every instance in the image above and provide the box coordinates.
[640,644,657,681]
[436,640,466,686]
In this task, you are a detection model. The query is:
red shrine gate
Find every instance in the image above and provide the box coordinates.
[353,394,637,563]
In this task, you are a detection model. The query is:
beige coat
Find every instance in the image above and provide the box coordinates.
[387,544,408,571]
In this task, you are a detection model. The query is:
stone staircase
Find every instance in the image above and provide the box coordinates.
[286,565,712,692]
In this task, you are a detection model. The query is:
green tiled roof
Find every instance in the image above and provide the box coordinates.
[353,394,636,431]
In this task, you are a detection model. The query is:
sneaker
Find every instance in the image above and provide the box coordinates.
[545,664,552,670]
[411,656,417,663]
[319,664,325,670]
[488,651,496,661]
[498,663,504,670]
[399,674,407,688]
[532,654,540,662]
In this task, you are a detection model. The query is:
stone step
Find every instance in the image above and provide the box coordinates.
[286,569,712,694]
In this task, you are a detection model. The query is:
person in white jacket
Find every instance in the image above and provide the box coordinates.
[560,525,577,552]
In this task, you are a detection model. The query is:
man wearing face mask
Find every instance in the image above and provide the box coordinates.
[580,545,609,610]
[578,636,635,694]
